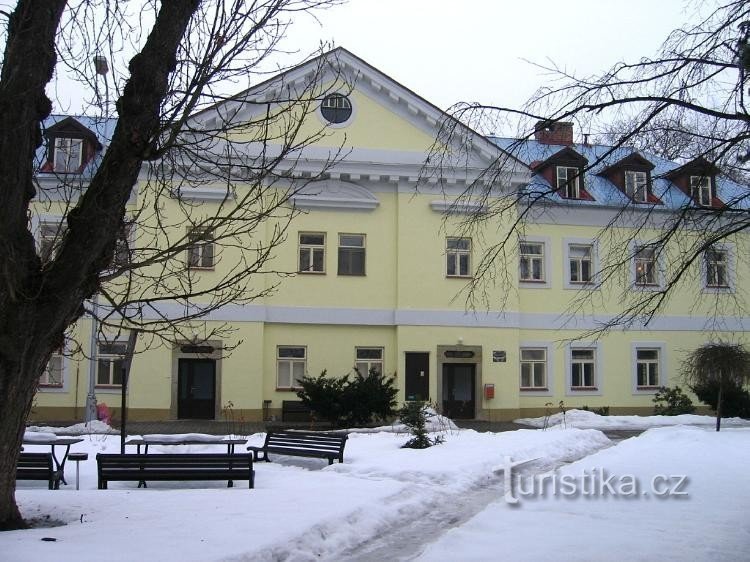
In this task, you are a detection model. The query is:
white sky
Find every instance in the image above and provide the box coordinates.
[284,0,698,112]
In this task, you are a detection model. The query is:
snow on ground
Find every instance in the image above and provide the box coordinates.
[4,427,608,561]
[417,426,750,562]
[25,420,118,435]
[516,408,750,430]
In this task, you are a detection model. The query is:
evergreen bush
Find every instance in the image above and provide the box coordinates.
[652,386,695,416]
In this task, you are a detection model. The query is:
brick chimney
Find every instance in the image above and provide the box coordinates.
[534,120,574,145]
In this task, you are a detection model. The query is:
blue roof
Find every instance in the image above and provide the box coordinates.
[36,115,118,179]
[489,136,749,211]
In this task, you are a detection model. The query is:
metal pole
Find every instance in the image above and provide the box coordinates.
[85,294,99,422]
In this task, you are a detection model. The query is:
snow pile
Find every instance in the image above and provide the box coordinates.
[134,433,241,442]
[25,420,118,435]
[515,408,750,430]
[417,426,750,562]
[348,407,459,434]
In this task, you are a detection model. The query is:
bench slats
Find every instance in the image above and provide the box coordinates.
[16,453,61,490]
[248,431,347,465]
[96,453,254,489]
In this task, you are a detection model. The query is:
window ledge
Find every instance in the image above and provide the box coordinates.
[298,271,326,275]
[446,275,473,279]
[636,386,660,390]
[520,279,547,284]
[275,387,303,392]
[570,387,598,391]
[520,387,549,392]
[187,266,215,271]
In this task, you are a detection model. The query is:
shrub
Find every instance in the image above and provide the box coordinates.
[581,405,610,416]
[691,379,750,419]
[398,401,443,449]
[296,368,399,428]
[652,386,695,416]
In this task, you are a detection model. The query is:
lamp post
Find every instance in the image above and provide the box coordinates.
[85,54,110,423]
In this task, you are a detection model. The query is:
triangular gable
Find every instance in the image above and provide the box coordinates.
[534,146,588,172]
[598,152,655,175]
[44,117,102,150]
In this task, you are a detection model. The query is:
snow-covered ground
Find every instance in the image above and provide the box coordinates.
[4,419,750,561]
[516,408,750,430]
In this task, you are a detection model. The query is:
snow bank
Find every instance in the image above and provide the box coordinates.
[347,407,459,434]
[25,420,118,435]
[515,408,750,430]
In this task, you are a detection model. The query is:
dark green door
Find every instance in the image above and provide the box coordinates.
[405,352,430,401]
[442,363,476,419]
[178,358,216,419]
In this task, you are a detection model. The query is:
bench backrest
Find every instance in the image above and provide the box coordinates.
[264,431,347,456]
[97,453,251,470]
[17,452,54,471]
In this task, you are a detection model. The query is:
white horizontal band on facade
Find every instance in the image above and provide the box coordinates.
[133,302,749,332]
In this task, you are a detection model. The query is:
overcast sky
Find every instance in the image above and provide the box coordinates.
[284,0,698,112]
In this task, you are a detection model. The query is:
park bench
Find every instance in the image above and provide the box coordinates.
[96,453,255,489]
[247,430,347,465]
[17,452,61,490]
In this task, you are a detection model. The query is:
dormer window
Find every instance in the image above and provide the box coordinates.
[625,171,648,203]
[556,166,581,198]
[53,137,83,173]
[690,175,712,207]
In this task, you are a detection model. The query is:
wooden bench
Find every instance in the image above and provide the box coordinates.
[281,400,313,422]
[96,453,255,489]
[17,452,61,490]
[248,431,347,465]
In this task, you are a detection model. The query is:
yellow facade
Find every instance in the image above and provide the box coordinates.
[31,50,747,422]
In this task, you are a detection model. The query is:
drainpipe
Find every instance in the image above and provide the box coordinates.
[84,295,99,422]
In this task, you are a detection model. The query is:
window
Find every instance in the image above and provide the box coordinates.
[97,342,127,387]
[568,244,593,284]
[187,229,214,269]
[277,346,306,389]
[556,166,580,198]
[338,234,365,276]
[112,222,134,269]
[625,170,648,202]
[299,232,325,273]
[321,94,352,124]
[690,175,712,207]
[571,348,596,389]
[520,242,545,282]
[634,246,657,286]
[53,137,83,173]
[40,352,64,387]
[446,237,471,277]
[355,347,383,376]
[39,221,67,261]
[636,348,660,388]
[520,348,547,389]
[705,248,729,288]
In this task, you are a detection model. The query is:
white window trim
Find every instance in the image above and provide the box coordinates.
[186,229,215,270]
[53,137,84,173]
[624,170,649,203]
[519,341,554,396]
[690,175,713,207]
[95,336,130,394]
[33,214,66,261]
[354,346,384,377]
[446,237,472,278]
[631,342,667,395]
[565,342,602,396]
[298,232,326,274]
[38,347,70,394]
[276,345,307,390]
[338,233,366,276]
[701,243,735,294]
[556,166,580,199]
[629,240,664,291]
[317,93,356,129]
[563,238,600,290]
[519,236,552,289]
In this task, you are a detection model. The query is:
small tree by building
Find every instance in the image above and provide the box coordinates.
[682,343,750,431]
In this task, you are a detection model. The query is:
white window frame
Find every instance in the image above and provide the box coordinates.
[631,342,667,394]
[338,233,366,276]
[625,170,649,203]
[96,340,128,388]
[355,347,384,377]
[519,237,551,288]
[39,350,66,390]
[631,241,663,290]
[690,175,713,207]
[112,221,135,270]
[299,232,326,274]
[186,228,215,270]
[276,346,306,390]
[566,343,602,396]
[53,137,84,173]
[446,237,472,278]
[564,239,599,289]
[519,348,548,390]
[556,166,580,199]
[519,342,554,396]
[703,245,734,292]
[37,218,67,262]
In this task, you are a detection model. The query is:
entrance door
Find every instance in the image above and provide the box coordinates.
[442,363,476,419]
[178,358,216,419]
[405,352,430,401]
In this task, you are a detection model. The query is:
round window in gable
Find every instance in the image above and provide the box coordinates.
[321,94,352,124]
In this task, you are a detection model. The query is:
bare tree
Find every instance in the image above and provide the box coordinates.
[423,0,750,337]
[0,0,345,530]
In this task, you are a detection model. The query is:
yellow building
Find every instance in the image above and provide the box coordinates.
[31,49,749,422]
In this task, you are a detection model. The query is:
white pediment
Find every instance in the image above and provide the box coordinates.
[291,180,379,210]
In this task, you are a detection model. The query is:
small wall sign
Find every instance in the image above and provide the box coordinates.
[492,350,506,363]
